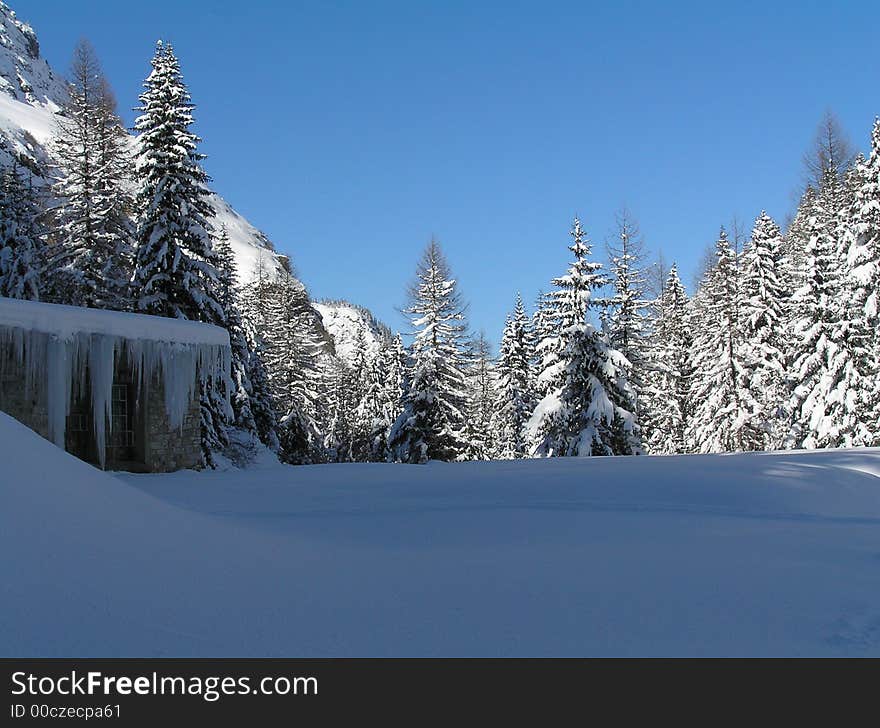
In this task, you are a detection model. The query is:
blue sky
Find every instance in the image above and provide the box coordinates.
[15,0,880,342]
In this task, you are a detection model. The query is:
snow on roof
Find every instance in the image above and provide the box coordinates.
[0,297,230,347]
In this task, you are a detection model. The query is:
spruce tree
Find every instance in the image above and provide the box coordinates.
[643,264,692,454]
[0,165,43,301]
[356,340,398,461]
[847,119,880,443]
[782,186,815,293]
[132,41,222,323]
[739,212,788,450]
[388,239,470,463]
[686,229,752,452]
[344,327,372,461]
[785,169,870,449]
[210,225,280,455]
[243,271,326,463]
[531,289,561,399]
[528,217,641,457]
[496,293,535,458]
[132,41,229,465]
[463,332,498,460]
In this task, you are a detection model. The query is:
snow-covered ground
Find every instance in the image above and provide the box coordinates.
[2,410,880,656]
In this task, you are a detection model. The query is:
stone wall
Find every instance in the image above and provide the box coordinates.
[0,338,203,473]
[142,372,202,473]
[0,359,49,440]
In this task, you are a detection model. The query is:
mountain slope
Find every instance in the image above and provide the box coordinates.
[0,1,398,377]
[314,299,393,366]
[0,1,67,108]
[0,1,287,284]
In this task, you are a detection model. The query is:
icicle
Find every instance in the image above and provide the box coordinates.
[46,336,72,450]
[1,297,231,467]
[88,334,116,469]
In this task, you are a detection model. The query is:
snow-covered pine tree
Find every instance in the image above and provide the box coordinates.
[49,40,133,310]
[388,332,408,411]
[237,253,280,451]
[642,264,692,454]
[243,327,280,451]
[527,217,641,457]
[604,208,650,412]
[846,119,880,444]
[211,225,279,456]
[496,293,535,458]
[783,187,818,290]
[213,225,236,313]
[463,332,498,460]
[132,41,231,465]
[244,270,326,463]
[388,239,470,463]
[738,211,789,450]
[325,360,358,462]
[784,165,870,449]
[686,228,752,453]
[356,340,398,462]
[343,327,372,461]
[0,165,43,300]
[531,289,561,399]
[132,41,223,323]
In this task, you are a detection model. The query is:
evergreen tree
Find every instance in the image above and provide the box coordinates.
[243,325,280,452]
[325,360,359,462]
[49,40,133,310]
[496,293,535,458]
[847,119,880,443]
[527,217,641,457]
[213,224,236,313]
[0,165,43,300]
[242,271,326,463]
[782,186,815,293]
[339,327,372,461]
[463,332,498,460]
[785,169,870,449]
[356,340,398,461]
[531,289,560,399]
[686,229,752,452]
[132,41,222,323]
[388,239,470,463]
[211,225,279,454]
[131,41,231,465]
[643,264,692,454]
[739,212,788,450]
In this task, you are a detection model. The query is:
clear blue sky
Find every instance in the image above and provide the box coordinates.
[15,0,880,342]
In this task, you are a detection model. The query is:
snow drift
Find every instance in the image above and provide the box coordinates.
[3,408,880,657]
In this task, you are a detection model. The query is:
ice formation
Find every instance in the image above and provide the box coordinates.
[0,297,230,467]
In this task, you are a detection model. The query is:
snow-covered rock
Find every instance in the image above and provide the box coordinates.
[313,299,393,366]
[0,1,67,108]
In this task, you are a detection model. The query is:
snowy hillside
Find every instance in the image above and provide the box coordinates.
[0,1,287,284]
[0,1,66,107]
[314,299,393,366]
[3,408,880,657]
